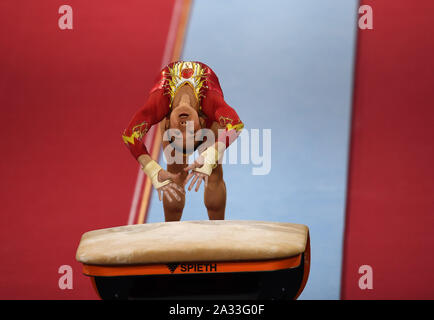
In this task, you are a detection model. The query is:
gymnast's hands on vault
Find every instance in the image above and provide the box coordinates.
[137,155,184,203]
[137,150,218,203]
[156,169,185,203]
[183,154,209,192]
[183,141,225,192]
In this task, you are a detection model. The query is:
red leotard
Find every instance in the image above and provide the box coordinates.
[122,61,244,159]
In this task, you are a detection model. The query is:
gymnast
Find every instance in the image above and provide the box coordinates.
[122,61,243,222]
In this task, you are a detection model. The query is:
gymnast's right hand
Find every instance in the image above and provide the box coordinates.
[139,156,184,203]
[156,169,185,203]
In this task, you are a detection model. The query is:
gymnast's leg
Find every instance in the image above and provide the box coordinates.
[204,164,226,220]
[160,121,189,222]
[162,162,188,221]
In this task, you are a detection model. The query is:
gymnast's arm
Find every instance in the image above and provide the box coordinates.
[122,90,184,202]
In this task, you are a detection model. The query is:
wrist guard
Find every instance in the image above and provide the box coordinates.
[193,142,225,176]
[142,160,171,189]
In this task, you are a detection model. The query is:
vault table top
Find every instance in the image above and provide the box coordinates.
[76,220,309,265]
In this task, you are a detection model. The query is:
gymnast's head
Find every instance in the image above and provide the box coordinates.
[165,83,205,154]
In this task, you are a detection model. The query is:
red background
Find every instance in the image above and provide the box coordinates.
[341,0,434,299]
[0,0,173,299]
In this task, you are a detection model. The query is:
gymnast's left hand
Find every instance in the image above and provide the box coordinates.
[183,156,209,192]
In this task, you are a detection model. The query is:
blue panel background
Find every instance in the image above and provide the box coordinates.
[148,0,358,299]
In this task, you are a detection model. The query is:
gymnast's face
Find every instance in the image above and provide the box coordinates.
[168,89,202,153]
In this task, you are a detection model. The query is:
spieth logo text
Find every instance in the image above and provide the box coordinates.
[166,263,218,273]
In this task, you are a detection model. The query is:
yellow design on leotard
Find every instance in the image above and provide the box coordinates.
[164,61,207,108]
